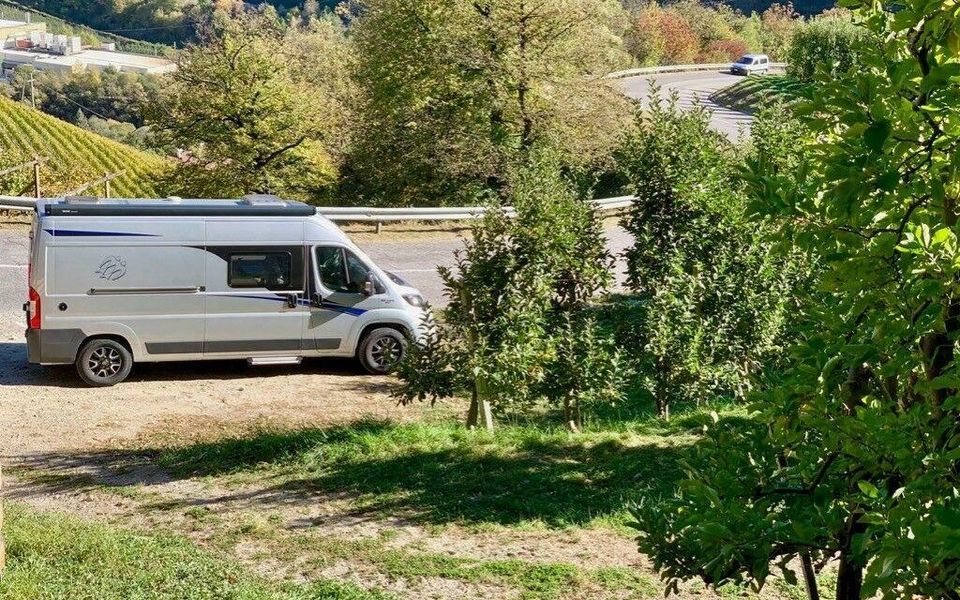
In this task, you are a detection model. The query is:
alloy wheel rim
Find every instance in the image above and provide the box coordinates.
[370,337,401,368]
[87,347,122,379]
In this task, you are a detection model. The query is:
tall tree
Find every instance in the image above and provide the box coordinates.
[347,0,630,206]
[149,7,350,199]
[395,155,618,430]
[631,1,960,598]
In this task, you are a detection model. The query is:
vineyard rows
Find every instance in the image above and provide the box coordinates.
[0,95,166,197]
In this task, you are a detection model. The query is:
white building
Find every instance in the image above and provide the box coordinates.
[0,16,175,76]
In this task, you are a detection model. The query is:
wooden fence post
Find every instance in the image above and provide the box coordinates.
[33,162,41,199]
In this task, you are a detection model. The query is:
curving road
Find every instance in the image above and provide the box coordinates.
[616,70,754,140]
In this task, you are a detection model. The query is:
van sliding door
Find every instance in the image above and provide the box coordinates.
[201,244,308,356]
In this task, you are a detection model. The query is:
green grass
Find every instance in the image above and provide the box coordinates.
[0,95,167,197]
[0,502,391,600]
[154,408,752,532]
[709,75,810,113]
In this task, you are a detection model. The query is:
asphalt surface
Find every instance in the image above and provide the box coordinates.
[616,70,754,140]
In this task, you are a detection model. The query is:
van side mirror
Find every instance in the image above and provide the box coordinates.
[362,277,375,297]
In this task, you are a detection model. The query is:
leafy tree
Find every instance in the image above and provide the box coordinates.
[148,7,350,200]
[787,9,870,82]
[396,157,617,430]
[632,1,960,598]
[617,91,805,419]
[346,0,629,207]
[760,3,800,60]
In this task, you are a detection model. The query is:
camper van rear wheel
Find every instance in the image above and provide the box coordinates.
[76,339,133,386]
[358,328,407,375]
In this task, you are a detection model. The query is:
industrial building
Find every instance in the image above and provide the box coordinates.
[0,14,175,76]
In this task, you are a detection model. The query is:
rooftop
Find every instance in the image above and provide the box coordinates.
[40,197,318,218]
[1,47,176,74]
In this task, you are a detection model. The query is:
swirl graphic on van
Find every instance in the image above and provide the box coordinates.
[95,256,127,281]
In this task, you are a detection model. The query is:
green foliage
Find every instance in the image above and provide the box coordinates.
[616,91,805,419]
[786,10,870,82]
[624,0,802,66]
[631,1,960,598]
[346,0,629,207]
[0,94,166,197]
[396,157,619,427]
[1,67,162,129]
[148,8,351,201]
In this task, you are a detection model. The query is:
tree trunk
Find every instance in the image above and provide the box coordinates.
[467,386,480,428]
[835,551,863,600]
[801,552,819,600]
[564,392,581,433]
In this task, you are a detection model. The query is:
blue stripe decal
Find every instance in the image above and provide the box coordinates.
[320,301,366,316]
[44,228,159,237]
[230,294,367,316]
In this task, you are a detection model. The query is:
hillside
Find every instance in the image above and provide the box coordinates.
[717,0,836,15]
[0,95,167,197]
[0,0,168,54]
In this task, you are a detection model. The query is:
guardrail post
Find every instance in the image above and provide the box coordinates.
[33,162,41,199]
[376,221,382,234]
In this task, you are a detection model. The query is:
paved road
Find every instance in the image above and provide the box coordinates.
[616,70,753,139]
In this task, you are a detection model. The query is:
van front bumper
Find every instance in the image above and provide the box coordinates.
[26,328,87,364]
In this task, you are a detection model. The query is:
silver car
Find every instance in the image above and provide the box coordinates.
[730,54,770,75]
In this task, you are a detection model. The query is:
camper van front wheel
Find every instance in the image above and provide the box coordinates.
[358,328,407,375]
[76,339,133,386]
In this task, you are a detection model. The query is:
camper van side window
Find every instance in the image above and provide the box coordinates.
[228,253,293,289]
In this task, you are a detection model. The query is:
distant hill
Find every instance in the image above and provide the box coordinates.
[717,0,836,15]
[0,95,166,197]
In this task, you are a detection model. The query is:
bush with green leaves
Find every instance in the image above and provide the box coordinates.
[395,156,620,429]
[631,1,960,598]
[787,10,871,82]
[615,91,804,419]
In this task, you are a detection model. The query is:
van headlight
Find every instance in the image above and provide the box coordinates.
[403,294,426,308]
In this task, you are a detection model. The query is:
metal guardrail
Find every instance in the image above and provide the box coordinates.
[0,195,635,222]
[606,62,787,79]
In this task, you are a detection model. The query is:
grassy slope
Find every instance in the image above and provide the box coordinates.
[709,75,810,114]
[0,95,166,197]
[0,502,387,600]
[154,409,745,532]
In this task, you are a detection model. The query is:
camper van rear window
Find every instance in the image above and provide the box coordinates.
[228,252,294,289]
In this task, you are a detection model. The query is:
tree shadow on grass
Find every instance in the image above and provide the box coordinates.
[15,414,756,529]
[149,416,756,528]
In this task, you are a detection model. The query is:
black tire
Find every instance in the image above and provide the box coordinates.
[76,338,133,386]
[358,327,407,375]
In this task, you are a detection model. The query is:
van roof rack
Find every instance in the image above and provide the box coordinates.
[42,197,317,217]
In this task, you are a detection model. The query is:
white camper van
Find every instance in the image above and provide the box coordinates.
[24,196,428,386]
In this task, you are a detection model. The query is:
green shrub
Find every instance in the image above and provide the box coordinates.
[395,156,620,429]
[615,90,806,419]
[786,11,870,82]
